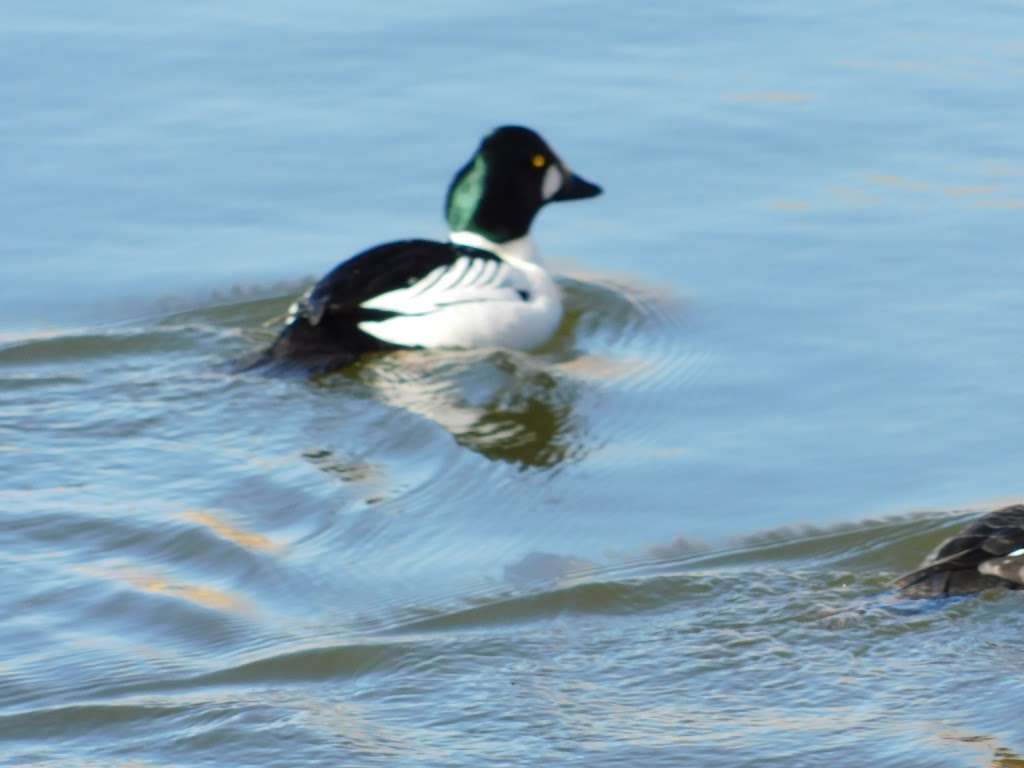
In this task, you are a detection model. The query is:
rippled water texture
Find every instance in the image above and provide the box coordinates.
[4,1,1024,766]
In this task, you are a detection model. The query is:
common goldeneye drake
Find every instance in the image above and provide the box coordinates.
[262,125,601,369]
[895,505,1024,597]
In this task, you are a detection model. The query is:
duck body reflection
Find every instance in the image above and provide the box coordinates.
[293,276,687,471]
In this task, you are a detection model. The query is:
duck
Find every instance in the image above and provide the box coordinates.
[894,504,1024,597]
[260,125,601,370]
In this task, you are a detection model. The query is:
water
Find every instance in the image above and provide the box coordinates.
[4,1,1024,765]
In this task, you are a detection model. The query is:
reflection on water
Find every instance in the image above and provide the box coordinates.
[74,562,250,614]
[180,508,279,554]
[355,349,585,470]
[995,750,1024,768]
[7,226,1024,766]
[274,275,687,470]
[302,448,381,485]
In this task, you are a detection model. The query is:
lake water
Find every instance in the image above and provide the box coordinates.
[4,1,1024,765]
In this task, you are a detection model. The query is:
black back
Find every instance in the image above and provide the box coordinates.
[259,239,501,371]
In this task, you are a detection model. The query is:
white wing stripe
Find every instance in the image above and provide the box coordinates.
[489,263,510,287]
[459,257,486,288]
[409,265,448,296]
[359,256,531,315]
[433,257,471,292]
[476,259,500,287]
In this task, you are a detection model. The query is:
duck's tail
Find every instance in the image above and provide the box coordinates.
[893,547,1012,598]
[237,316,386,375]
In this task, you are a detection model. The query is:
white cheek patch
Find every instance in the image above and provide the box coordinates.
[541,164,563,200]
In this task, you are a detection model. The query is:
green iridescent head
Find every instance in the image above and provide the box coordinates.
[445,126,602,243]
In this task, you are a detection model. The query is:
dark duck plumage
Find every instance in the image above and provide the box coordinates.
[894,505,1024,597]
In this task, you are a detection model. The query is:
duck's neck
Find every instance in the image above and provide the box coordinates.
[448,230,541,266]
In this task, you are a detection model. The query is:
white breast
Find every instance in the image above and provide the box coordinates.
[357,233,563,350]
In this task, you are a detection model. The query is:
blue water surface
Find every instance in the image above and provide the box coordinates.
[3,1,1024,766]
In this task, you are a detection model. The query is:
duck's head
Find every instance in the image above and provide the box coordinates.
[445,125,602,244]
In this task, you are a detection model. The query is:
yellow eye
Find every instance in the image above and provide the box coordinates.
[531,154,547,168]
